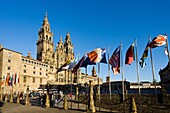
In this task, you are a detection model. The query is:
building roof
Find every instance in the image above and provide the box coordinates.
[0,47,22,55]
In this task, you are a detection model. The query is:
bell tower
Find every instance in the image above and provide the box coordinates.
[64,32,74,60]
[36,13,54,63]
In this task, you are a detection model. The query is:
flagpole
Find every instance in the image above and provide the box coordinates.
[148,36,158,103]
[98,62,101,111]
[120,42,125,102]
[148,36,156,84]
[70,69,73,109]
[85,67,88,110]
[98,63,100,101]
[107,45,111,99]
[165,33,170,62]
[135,39,141,94]
[135,39,141,113]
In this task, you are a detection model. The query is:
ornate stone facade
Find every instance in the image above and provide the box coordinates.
[0,14,100,94]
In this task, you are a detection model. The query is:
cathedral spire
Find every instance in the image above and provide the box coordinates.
[92,66,97,77]
[43,13,49,26]
[66,32,70,39]
[59,35,62,44]
[65,32,72,45]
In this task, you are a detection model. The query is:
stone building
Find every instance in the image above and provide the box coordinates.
[159,62,170,93]
[0,14,100,94]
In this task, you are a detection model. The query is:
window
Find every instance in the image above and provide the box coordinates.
[8,52,12,58]
[24,70,26,73]
[33,71,36,74]
[40,68,42,70]
[7,66,11,70]
[8,59,11,63]
[33,67,36,69]
[33,77,35,83]
[40,78,42,83]
[61,78,64,82]
[23,76,26,83]
[24,65,26,68]
[40,72,42,75]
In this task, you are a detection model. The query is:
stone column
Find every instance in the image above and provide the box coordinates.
[45,83,50,108]
[25,86,30,105]
[17,92,20,103]
[75,86,79,101]
[130,97,137,113]
[63,95,68,110]
[89,80,96,113]
[10,87,13,102]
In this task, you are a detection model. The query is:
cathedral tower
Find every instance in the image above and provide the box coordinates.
[64,32,74,60]
[55,36,65,69]
[36,14,54,64]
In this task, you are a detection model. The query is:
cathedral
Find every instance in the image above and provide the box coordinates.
[0,14,101,94]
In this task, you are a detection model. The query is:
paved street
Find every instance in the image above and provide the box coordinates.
[0,101,111,113]
[0,101,86,113]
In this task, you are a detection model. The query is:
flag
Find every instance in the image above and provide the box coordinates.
[10,74,13,86]
[148,35,167,48]
[81,55,96,68]
[16,73,18,84]
[1,75,6,86]
[6,73,10,86]
[100,49,107,64]
[57,60,71,73]
[1,80,4,86]
[109,46,120,75]
[139,41,149,68]
[14,73,17,84]
[72,55,86,73]
[18,73,20,84]
[68,57,78,70]
[164,46,168,55]
[87,48,107,64]
[125,43,135,65]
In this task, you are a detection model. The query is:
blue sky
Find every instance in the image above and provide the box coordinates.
[1,0,170,83]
